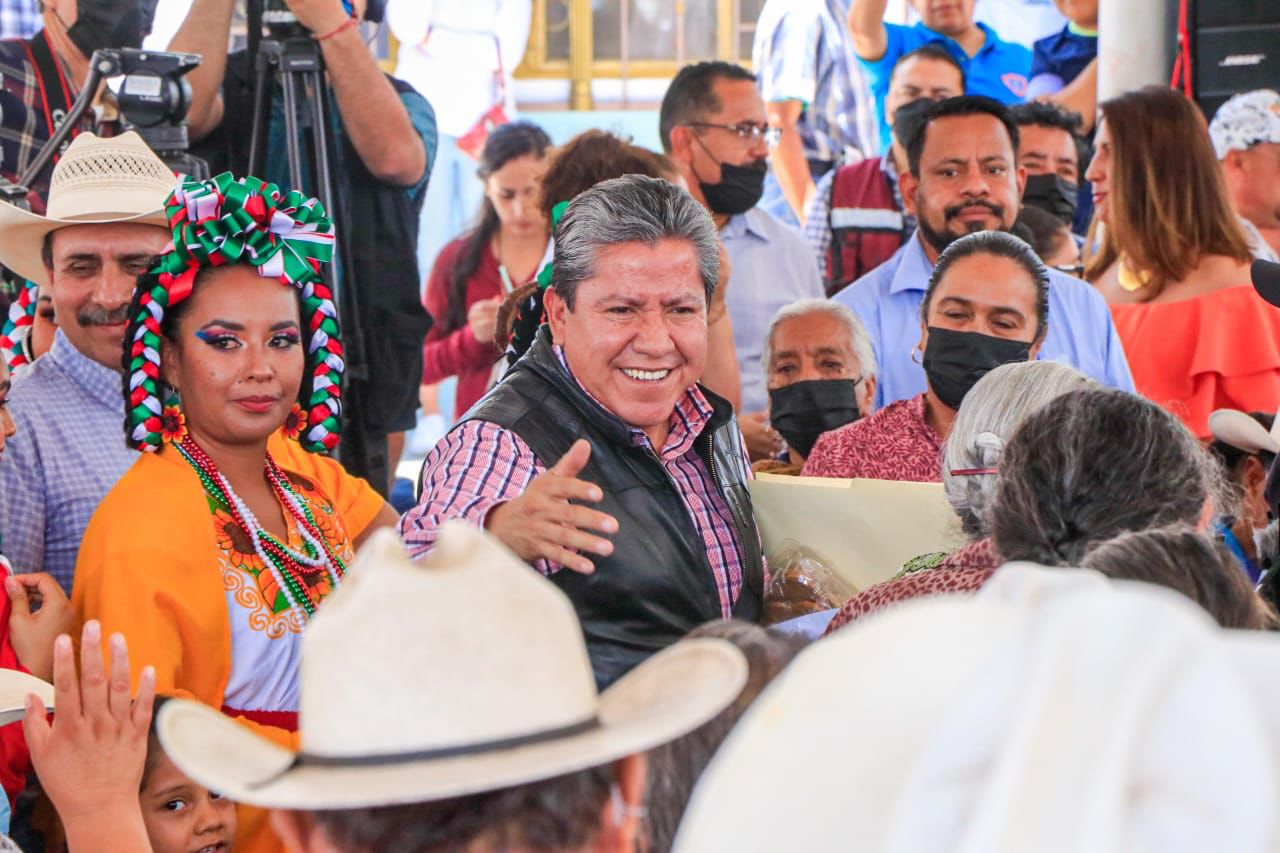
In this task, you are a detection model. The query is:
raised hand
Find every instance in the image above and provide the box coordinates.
[485,439,619,573]
[23,621,155,852]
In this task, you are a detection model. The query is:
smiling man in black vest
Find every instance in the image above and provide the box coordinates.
[402,174,764,688]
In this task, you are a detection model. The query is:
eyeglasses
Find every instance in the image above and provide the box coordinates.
[686,122,782,147]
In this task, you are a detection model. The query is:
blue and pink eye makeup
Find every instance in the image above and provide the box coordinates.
[194,322,301,349]
[194,328,234,346]
[271,329,302,348]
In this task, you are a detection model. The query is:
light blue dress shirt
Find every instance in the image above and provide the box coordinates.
[722,207,825,414]
[0,331,137,591]
[833,232,1135,408]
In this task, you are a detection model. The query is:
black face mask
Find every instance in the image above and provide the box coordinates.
[65,0,147,57]
[922,327,1033,410]
[1022,173,1079,227]
[768,378,863,458]
[692,133,768,216]
[891,97,936,149]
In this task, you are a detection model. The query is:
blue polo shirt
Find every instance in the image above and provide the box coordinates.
[1030,23,1097,89]
[833,232,1134,408]
[860,21,1032,149]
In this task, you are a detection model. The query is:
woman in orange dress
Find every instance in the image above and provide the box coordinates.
[1085,86,1280,437]
[73,173,396,851]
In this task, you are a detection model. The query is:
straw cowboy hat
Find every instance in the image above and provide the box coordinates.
[158,524,748,810]
[1209,408,1280,456]
[0,131,176,287]
[675,564,1280,852]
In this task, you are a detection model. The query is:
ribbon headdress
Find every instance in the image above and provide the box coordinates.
[0,278,37,370]
[124,173,343,454]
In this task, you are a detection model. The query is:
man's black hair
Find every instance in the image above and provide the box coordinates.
[659,61,756,154]
[1008,101,1084,136]
[905,95,1020,177]
[890,43,966,90]
[1009,101,1086,170]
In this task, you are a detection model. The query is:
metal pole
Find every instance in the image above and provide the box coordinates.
[1098,0,1178,100]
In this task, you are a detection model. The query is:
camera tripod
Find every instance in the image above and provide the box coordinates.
[246,33,385,494]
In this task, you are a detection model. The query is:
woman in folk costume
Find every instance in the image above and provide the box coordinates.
[73,173,396,852]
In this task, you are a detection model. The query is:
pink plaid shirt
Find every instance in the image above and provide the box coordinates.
[401,364,750,618]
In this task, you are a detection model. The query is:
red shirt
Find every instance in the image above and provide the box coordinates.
[800,393,943,482]
[421,235,507,415]
[824,538,1001,634]
[0,566,31,809]
[1110,285,1280,438]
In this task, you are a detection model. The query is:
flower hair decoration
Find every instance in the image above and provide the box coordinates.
[124,172,343,454]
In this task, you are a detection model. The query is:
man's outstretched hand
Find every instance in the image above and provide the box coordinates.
[486,439,619,574]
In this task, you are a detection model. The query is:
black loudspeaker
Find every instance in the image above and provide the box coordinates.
[1191,0,1280,119]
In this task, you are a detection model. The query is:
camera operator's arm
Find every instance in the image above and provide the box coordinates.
[166,0,235,142]
[291,0,426,187]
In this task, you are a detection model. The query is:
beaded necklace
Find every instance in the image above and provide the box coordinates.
[175,436,347,619]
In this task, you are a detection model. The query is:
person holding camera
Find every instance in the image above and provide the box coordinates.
[176,0,438,495]
[0,0,152,210]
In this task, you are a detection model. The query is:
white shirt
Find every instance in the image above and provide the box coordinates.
[387,0,532,137]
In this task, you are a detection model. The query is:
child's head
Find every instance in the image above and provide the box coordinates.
[1053,0,1098,28]
[142,696,237,853]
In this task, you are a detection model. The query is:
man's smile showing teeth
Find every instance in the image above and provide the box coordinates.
[622,368,671,382]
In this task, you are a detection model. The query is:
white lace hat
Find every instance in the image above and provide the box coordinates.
[1209,89,1280,160]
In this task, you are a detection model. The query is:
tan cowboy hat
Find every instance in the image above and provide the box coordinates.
[0,668,53,726]
[1208,408,1280,456]
[0,131,176,287]
[158,524,748,810]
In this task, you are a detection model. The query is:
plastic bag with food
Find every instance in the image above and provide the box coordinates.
[762,540,858,626]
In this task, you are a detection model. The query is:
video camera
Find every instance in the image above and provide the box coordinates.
[0,46,206,215]
[0,47,205,301]
[110,48,207,179]
[258,0,386,39]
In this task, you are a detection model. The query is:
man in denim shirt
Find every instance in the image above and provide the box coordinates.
[0,132,174,591]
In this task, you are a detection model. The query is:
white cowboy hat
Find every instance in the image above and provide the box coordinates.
[1208,408,1280,456]
[158,524,747,810]
[0,131,176,287]
[676,563,1280,852]
[0,668,53,726]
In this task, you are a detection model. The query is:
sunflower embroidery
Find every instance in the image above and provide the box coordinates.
[282,403,308,441]
[160,404,188,443]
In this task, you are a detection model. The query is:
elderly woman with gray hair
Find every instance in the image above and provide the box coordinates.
[756,299,878,475]
[825,359,1094,633]
[803,230,1049,482]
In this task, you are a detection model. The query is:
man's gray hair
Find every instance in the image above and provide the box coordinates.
[551,174,720,308]
[942,360,1094,538]
[761,299,878,380]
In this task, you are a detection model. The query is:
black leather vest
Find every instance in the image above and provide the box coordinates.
[465,329,764,688]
